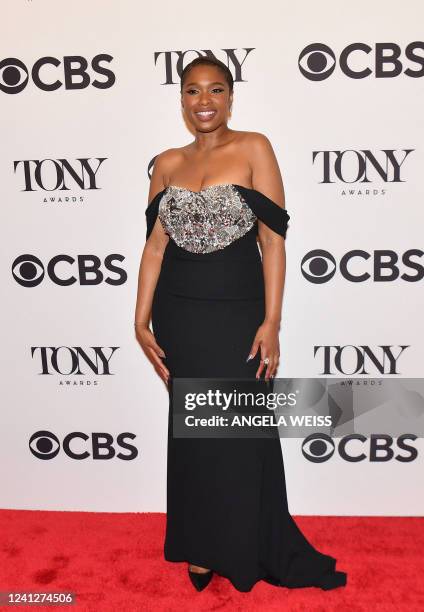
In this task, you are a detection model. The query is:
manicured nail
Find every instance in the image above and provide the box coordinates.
[246,354,253,362]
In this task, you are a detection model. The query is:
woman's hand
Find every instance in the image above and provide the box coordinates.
[247,320,280,380]
[135,324,170,386]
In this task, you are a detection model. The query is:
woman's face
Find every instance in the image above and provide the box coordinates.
[181,64,233,132]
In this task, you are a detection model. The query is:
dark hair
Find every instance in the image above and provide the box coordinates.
[180,56,234,94]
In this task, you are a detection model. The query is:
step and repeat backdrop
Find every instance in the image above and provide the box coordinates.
[1,0,423,515]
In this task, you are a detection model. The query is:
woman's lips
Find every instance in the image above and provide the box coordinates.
[195,110,217,122]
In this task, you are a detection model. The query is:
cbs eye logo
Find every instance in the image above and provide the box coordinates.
[0,58,29,93]
[298,44,336,81]
[301,249,336,284]
[12,254,45,287]
[302,433,335,462]
[29,431,61,460]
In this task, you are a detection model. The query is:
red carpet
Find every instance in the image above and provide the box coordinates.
[0,510,423,611]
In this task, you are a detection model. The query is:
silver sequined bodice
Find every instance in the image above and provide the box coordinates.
[158,184,257,254]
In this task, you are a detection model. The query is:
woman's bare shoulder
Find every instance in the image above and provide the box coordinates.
[149,146,189,199]
[153,146,186,169]
[236,131,276,162]
[237,132,284,207]
[235,130,273,146]
[231,130,274,156]
[150,147,186,186]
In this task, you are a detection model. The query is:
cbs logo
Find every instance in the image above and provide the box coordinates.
[29,430,138,460]
[298,42,424,81]
[302,433,417,462]
[0,55,115,94]
[12,254,127,287]
[301,249,423,283]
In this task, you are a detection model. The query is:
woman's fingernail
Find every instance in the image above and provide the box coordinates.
[246,354,253,362]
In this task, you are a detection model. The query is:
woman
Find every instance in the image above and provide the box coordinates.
[134,56,347,593]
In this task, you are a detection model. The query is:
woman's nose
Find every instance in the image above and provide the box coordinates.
[199,92,211,104]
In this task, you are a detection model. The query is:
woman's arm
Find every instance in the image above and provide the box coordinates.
[246,133,287,380]
[134,153,170,384]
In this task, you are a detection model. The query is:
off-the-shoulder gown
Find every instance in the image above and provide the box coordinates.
[145,180,347,592]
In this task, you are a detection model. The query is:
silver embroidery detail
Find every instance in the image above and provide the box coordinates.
[158,184,257,253]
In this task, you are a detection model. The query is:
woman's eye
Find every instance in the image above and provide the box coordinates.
[185,88,224,95]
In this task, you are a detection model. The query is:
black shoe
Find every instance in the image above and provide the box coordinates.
[188,566,213,591]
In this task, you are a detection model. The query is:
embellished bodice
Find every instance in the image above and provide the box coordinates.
[145,182,290,255]
[158,184,257,254]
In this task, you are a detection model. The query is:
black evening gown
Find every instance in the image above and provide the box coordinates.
[146,181,347,592]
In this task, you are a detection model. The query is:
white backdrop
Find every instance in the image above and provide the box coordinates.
[1,0,423,515]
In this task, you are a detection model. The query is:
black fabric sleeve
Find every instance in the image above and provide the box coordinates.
[234,185,290,239]
[145,189,166,240]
